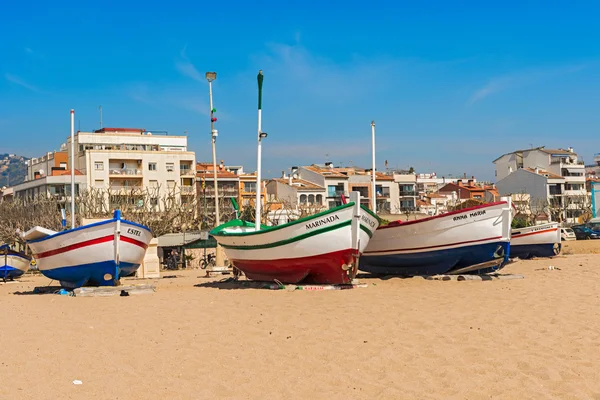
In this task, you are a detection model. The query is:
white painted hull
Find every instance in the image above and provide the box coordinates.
[24,213,152,288]
[360,200,514,275]
[211,203,380,284]
[1,246,31,280]
[510,222,561,259]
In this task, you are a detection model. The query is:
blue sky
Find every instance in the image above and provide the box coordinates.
[1,1,599,181]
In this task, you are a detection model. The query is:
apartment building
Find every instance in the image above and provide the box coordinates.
[584,153,600,178]
[393,173,418,211]
[293,163,400,213]
[12,147,87,203]
[266,173,326,209]
[26,148,69,181]
[68,128,196,210]
[494,146,587,223]
[298,164,349,209]
[239,172,267,208]
[13,168,87,201]
[196,161,239,219]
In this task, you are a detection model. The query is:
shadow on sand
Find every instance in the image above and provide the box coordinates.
[12,286,66,296]
[194,277,285,291]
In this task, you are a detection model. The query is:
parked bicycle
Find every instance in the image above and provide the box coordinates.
[200,253,216,269]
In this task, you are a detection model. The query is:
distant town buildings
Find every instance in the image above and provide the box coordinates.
[8,124,597,226]
[68,128,196,210]
[494,146,588,223]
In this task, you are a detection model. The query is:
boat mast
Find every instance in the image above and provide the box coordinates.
[371,120,376,213]
[70,109,76,229]
[255,70,266,230]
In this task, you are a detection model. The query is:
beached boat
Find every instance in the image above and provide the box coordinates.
[23,210,152,288]
[211,193,380,284]
[1,244,31,281]
[359,199,514,276]
[510,222,561,259]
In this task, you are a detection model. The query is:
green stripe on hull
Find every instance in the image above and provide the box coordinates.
[220,220,351,250]
[219,220,376,251]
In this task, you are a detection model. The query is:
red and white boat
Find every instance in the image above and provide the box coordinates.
[23,210,152,288]
[210,71,380,284]
[510,222,561,259]
[359,198,514,276]
[210,192,380,284]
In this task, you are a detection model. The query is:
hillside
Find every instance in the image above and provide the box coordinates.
[0,154,28,187]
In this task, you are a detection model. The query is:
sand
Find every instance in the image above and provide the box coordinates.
[2,243,600,399]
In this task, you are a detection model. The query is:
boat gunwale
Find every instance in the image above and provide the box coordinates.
[25,218,152,244]
[378,201,509,230]
[0,245,32,261]
[511,222,559,237]
[210,202,380,238]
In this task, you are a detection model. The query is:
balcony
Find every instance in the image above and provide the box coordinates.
[180,186,195,195]
[110,185,143,193]
[400,190,417,197]
[180,168,195,176]
[202,188,239,197]
[109,168,142,176]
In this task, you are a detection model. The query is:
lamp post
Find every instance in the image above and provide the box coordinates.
[255,70,267,230]
[206,71,224,267]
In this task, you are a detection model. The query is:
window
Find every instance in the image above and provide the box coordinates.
[148,162,157,171]
[308,194,315,204]
[94,161,104,171]
[166,162,174,172]
[60,162,67,168]
[300,194,308,204]
[316,194,323,204]
[95,180,104,187]
[167,180,176,190]
[244,182,257,193]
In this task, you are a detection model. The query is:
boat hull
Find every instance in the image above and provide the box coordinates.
[510,223,561,259]
[24,216,152,288]
[359,241,510,276]
[211,202,380,285]
[0,249,31,280]
[360,200,514,276]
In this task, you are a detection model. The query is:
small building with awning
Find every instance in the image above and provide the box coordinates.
[157,231,217,268]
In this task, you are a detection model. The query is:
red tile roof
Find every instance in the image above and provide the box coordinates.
[273,178,324,190]
[523,168,564,180]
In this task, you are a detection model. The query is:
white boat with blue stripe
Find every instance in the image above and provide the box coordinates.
[510,222,561,259]
[359,198,515,276]
[1,244,31,281]
[23,210,153,289]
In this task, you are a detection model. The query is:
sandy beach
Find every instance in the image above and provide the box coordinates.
[1,240,600,400]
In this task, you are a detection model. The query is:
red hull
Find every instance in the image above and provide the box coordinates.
[230,248,358,285]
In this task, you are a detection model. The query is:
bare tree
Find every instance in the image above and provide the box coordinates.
[0,195,63,247]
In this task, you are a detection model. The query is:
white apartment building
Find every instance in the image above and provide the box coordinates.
[585,153,600,178]
[298,164,349,209]
[68,128,196,210]
[12,148,87,203]
[394,173,417,211]
[495,146,588,224]
[266,173,327,209]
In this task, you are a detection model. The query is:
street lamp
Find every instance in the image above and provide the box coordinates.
[255,70,267,230]
[206,71,224,268]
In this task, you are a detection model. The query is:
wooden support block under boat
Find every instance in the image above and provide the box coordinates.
[73,284,156,297]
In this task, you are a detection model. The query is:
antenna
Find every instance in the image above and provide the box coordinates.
[99,105,103,128]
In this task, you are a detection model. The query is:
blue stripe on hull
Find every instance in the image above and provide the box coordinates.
[0,266,25,280]
[40,261,140,289]
[359,241,510,276]
[510,243,560,259]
